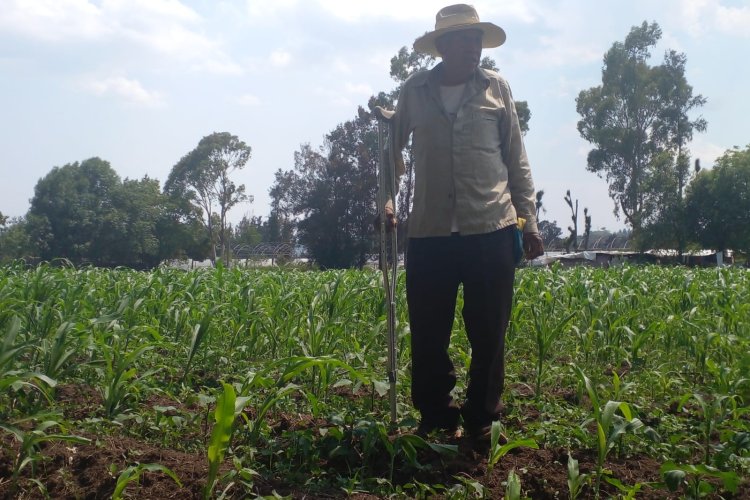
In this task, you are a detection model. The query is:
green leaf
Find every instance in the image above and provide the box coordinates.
[505,469,522,500]
[662,469,686,492]
[373,380,389,397]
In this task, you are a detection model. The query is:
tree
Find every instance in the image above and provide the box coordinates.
[538,220,563,249]
[563,190,579,253]
[685,146,750,256]
[581,207,592,251]
[278,109,379,268]
[267,169,297,244]
[576,21,706,242]
[535,190,545,219]
[25,157,205,267]
[231,215,264,248]
[27,157,122,264]
[165,132,252,266]
[107,176,169,268]
[0,217,32,263]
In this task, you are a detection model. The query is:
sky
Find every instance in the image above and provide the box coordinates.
[1,0,749,233]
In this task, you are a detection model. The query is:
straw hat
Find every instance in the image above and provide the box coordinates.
[413,4,506,57]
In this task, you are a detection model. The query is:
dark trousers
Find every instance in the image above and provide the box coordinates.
[406,226,516,429]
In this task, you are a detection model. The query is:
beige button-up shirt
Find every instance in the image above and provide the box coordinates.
[388,63,538,237]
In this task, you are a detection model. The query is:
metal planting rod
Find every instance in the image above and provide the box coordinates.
[375,106,398,424]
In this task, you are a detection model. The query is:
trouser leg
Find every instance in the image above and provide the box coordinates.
[406,236,461,426]
[459,227,516,429]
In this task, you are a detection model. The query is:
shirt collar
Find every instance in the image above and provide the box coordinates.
[422,62,491,91]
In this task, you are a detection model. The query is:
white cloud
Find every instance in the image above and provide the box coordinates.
[514,35,601,69]
[344,82,373,96]
[331,57,352,74]
[105,0,243,74]
[244,0,300,20]
[678,0,750,38]
[715,3,750,37]
[83,76,164,107]
[237,93,261,106]
[690,137,727,168]
[0,0,242,75]
[313,86,353,108]
[270,49,292,68]
[0,0,109,40]
[287,0,539,24]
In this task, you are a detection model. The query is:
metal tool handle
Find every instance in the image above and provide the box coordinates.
[376,107,398,424]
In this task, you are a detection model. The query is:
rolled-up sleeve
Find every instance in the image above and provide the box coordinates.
[384,85,411,213]
[499,82,538,234]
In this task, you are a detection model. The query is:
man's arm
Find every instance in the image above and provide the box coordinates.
[498,81,537,231]
[499,80,544,258]
[382,84,412,226]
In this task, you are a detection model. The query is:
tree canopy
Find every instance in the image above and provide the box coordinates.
[576,21,706,244]
[165,132,252,266]
[23,157,205,267]
[685,146,750,255]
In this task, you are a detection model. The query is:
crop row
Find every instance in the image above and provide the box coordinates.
[1,262,748,498]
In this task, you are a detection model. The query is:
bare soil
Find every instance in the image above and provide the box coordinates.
[1,384,747,499]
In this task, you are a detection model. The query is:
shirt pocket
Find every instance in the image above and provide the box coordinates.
[470,111,501,151]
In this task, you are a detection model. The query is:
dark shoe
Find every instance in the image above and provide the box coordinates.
[416,406,461,438]
[416,420,461,439]
[465,422,506,444]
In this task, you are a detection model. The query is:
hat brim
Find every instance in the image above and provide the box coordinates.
[413,22,506,57]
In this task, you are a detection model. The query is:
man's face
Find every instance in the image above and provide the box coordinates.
[436,29,483,73]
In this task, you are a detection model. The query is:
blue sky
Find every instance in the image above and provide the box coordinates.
[1,0,748,232]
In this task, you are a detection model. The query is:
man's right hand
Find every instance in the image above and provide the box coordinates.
[373,208,397,233]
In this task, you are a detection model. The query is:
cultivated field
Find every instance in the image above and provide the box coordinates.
[1,263,748,499]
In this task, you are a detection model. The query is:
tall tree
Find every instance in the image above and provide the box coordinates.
[107,176,168,268]
[576,21,706,242]
[231,215,264,248]
[538,220,562,249]
[280,109,379,268]
[27,157,122,264]
[165,132,252,266]
[563,190,579,253]
[685,146,750,256]
[0,217,32,263]
[267,168,297,244]
[26,159,201,267]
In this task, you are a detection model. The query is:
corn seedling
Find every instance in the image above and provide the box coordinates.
[572,364,651,499]
[678,392,736,464]
[182,306,216,383]
[566,454,588,500]
[530,292,576,399]
[504,468,523,500]
[661,461,740,498]
[205,382,248,500]
[487,421,538,473]
[0,416,90,493]
[112,463,182,500]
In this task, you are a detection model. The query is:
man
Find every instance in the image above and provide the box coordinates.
[383,4,544,439]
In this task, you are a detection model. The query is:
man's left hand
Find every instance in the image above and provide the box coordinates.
[523,232,544,260]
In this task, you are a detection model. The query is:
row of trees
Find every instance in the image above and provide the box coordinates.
[1,21,748,268]
[0,133,259,268]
